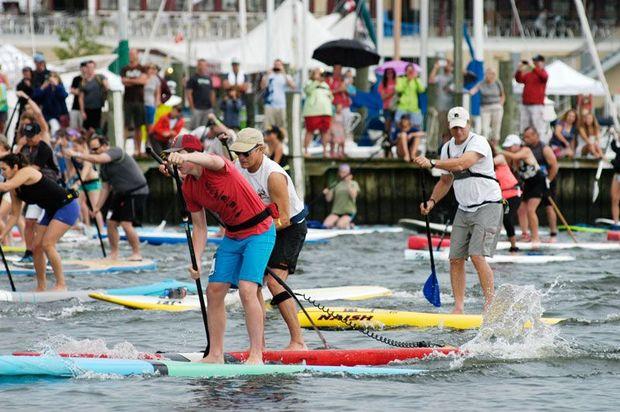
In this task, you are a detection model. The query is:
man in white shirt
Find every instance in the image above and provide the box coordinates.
[260,59,296,129]
[414,107,503,313]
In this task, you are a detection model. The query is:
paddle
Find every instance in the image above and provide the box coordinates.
[420,173,441,307]
[548,196,578,244]
[146,146,210,357]
[592,127,617,203]
[436,216,452,252]
[70,157,107,258]
[0,244,16,292]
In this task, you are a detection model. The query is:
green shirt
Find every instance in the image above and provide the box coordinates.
[395,76,425,113]
[0,83,8,112]
[302,80,333,117]
[330,180,360,216]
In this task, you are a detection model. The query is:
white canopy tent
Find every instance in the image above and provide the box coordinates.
[318,12,357,39]
[0,44,34,86]
[512,60,607,96]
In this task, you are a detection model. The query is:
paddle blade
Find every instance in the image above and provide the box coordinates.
[592,182,600,203]
[423,271,441,307]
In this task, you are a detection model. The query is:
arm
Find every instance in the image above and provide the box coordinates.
[0,192,23,240]
[154,82,161,107]
[421,174,454,214]
[493,154,507,166]
[286,74,296,89]
[468,80,482,95]
[533,67,548,81]
[543,146,559,181]
[268,172,291,230]
[272,144,283,165]
[168,151,225,171]
[323,187,334,202]
[501,147,530,161]
[210,89,216,109]
[514,70,525,84]
[0,168,37,192]
[186,88,194,110]
[79,91,86,117]
[74,151,113,165]
[498,81,505,105]
[433,151,483,173]
[260,74,268,90]
[553,124,570,147]
[190,209,208,277]
[347,181,359,200]
[429,63,440,84]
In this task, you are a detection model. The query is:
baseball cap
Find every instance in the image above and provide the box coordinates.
[229,128,264,152]
[33,53,45,63]
[447,107,470,129]
[532,54,545,62]
[502,134,522,148]
[231,58,240,65]
[23,123,40,138]
[164,134,203,153]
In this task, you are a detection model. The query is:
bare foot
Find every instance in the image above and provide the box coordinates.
[34,286,46,292]
[283,342,308,351]
[451,307,464,314]
[106,253,119,261]
[198,354,225,364]
[244,355,264,365]
[51,285,67,292]
[126,254,143,261]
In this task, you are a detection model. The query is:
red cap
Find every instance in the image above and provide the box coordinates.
[164,134,203,153]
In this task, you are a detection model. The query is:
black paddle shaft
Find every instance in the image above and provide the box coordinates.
[70,157,107,258]
[0,244,16,292]
[420,175,437,273]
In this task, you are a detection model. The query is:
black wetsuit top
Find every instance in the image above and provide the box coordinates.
[16,175,73,212]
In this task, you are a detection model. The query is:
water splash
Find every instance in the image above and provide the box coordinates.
[35,335,147,359]
[451,283,570,368]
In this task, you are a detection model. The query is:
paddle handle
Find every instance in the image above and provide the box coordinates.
[70,157,106,258]
[0,244,15,292]
[548,196,578,244]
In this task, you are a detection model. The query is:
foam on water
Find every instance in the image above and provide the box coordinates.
[451,283,571,368]
[35,335,147,359]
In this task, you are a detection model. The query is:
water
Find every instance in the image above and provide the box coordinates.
[1,229,619,411]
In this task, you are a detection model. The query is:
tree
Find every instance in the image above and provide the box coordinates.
[53,20,105,60]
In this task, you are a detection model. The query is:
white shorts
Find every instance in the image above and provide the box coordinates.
[25,204,45,221]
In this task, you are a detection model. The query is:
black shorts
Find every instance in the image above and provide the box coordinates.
[109,193,147,225]
[123,102,146,129]
[541,179,557,207]
[83,108,102,130]
[522,174,546,200]
[267,220,307,274]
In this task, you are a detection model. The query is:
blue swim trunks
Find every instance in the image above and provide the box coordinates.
[38,199,80,227]
[209,224,276,288]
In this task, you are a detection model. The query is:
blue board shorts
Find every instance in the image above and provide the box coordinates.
[209,224,276,288]
[38,199,80,227]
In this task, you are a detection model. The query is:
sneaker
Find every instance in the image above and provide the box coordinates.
[508,246,520,253]
[19,254,33,263]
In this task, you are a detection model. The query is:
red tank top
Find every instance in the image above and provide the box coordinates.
[495,163,521,199]
[182,156,272,239]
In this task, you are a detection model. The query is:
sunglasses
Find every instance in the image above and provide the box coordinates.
[89,145,101,153]
[233,145,259,158]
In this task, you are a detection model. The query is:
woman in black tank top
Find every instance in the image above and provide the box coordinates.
[0,153,80,292]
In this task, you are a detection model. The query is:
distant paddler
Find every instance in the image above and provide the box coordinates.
[162,134,276,365]
[229,128,309,351]
[0,153,80,291]
[414,107,503,313]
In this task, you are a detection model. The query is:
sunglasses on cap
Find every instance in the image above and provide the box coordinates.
[233,145,259,158]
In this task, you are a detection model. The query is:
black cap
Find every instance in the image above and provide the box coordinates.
[532,54,545,62]
[80,61,88,68]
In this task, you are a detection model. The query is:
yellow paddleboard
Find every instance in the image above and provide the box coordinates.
[297,307,565,330]
[2,245,26,254]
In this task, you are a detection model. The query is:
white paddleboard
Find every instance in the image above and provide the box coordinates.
[595,218,619,228]
[403,249,575,264]
[496,241,620,251]
[399,218,548,237]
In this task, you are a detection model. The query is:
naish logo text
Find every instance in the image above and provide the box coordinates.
[317,314,374,322]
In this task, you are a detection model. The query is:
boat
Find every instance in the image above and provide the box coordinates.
[403,249,575,264]
[0,356,425,378]
[13,347,458,366]
[88,286,393,311]
[0,259,157,276]
[406,235,620,251]
[0,279,195,304]
[399,218,548,236]
[296,307,565,330]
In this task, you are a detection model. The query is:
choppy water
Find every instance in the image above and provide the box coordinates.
[1,228,619,411]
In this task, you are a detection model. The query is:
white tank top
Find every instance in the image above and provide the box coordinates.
[236,156,305,219]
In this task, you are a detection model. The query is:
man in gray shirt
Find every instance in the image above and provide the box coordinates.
[68,135,148,261]
[429,59,455,145]
[79,60,109,131]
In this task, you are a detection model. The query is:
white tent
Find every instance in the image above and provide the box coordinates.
[0,44,34,86]
[513,60,607,96]
[319,12,357,39]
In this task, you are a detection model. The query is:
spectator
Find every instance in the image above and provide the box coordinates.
[79,61,109,132]
[390,114,426,162]
[186,58,216,129]
[32,53,50,90]
[550,109,577,159]
[330,104,347,159]
[260,59,296,129]
[149,104,185,155]
[223,59,249,95]
[378,68,397,133]
[325,64,352,134]
[69,62,88,130]
[515,55,548,139]
[120,48,148,157]
[611,134,620,225]
[302,68,333,157]
[322,163,360,229]
[395,63,426,128]
[32,72,68,135]
[429,58,455,141]
[577,112,603,159]
[143,63,161,129]
[264,126,287,168]
[0,69,8,133]
[16,67,34,101]
[220,88,243,130]
[469,68,505,145]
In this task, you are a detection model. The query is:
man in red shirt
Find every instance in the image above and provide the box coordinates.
[164,134,276,365]
[515,55,549,140]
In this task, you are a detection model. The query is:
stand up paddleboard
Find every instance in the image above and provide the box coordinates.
[0,356,425,378]
[399,218,549,237]
[296,307,564,330]
[0,259,157,276]
[404,249,575,264]
[89,286,393,311]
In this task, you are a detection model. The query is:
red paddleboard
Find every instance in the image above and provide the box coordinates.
[408,235,451,250]
[608,231,620,241]
[14,347,459,366]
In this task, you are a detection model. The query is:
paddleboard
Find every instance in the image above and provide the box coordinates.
[0,355,425,378]
[595,218,620,229]
[399,218,548,236]
[0,245,26,254]
[14,347,458,366]
[404,249,575,264]
[296,307,564,330]
[89,286,393,311]
[0,259,157,276]
[0,279,194,303]
[558,224,607,234]
[407,235,620,251]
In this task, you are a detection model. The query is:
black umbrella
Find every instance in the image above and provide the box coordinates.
[312,39,380,69]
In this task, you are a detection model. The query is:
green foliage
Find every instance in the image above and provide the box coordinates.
[53,20,105,60]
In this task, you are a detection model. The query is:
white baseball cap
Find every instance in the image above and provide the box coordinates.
[502,134,522,148]
[447,107,470,128]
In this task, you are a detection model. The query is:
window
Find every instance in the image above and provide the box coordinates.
[99,0,118,10]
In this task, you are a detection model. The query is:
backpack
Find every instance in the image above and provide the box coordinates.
[159,75,171,104]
